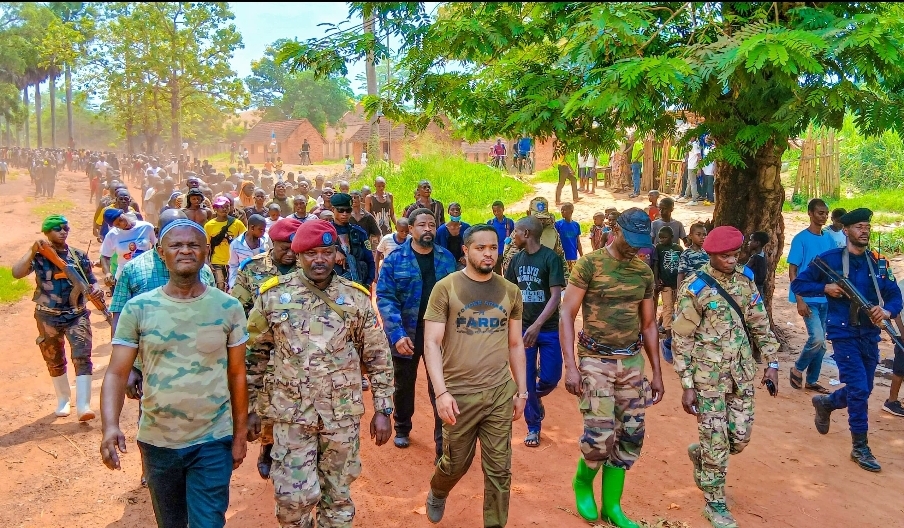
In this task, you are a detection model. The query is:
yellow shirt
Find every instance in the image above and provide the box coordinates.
[204,218,247,265]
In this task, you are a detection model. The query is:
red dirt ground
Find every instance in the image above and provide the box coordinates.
[1,166,903,528]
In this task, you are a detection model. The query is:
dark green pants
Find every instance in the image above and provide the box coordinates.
[430,380,515,528]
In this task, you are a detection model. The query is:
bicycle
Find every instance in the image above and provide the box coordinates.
[513,151,534,174]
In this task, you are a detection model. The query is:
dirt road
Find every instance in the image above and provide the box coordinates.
[1,168,902,527]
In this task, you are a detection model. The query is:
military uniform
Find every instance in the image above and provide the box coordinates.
[247,271,394,527]
[672,263,779,505]
[501,197,567,276]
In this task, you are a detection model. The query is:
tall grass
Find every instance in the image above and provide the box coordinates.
[30,198,75,218]
[352,145,533,225]
[0,267,32,304]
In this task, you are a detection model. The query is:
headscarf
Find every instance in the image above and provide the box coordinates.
[239,180,256,207]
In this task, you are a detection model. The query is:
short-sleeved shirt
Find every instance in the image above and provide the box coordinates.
[100,221,157,279]
[788,228,837,303]
[555,219,582,260]
[376,233,409,257]
[204,218,247,266]
[823,227,847,249]
[112,287,248,449]
[651,218,686,244]
[678,248,710,275]
[504,246,565,332]
[110,249,216,312]
[656,243,683,289]
[569,248,654,353]
[424,272,523,395]
[488,217,515,255]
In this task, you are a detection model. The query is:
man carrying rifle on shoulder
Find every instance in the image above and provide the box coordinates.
[791,207,903,472]
[12,214,106,421]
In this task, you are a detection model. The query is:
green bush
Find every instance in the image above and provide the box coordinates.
[0,267,32,304]
[839,114,904,192]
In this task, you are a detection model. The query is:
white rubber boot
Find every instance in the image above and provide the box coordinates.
[51,375,71,417]
[75,375,95,421]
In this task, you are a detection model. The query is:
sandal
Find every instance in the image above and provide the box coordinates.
[805,383,830,394]
[524,432,540,447]
[790,368,803,390]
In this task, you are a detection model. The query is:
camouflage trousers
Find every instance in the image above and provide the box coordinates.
[35,311,93,377]
[271,420,361,528]
[578,354,651,470]
[695,384,755,503]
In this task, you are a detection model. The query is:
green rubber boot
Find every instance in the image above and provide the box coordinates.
[572,459,601,521]
[601,465,640,528]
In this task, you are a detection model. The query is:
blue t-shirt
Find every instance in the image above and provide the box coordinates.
[555,219,582,260]
[488,216,514,255]
[517,137,532,155]
[788,228,837,304]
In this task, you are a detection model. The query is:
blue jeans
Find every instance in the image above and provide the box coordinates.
[828,338,880,433]
[794,301,828,384]
[631,162,642,195]
[525,330,563,433]
[138,436,234,528]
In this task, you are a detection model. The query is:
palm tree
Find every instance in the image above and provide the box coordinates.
[47,2,93,148]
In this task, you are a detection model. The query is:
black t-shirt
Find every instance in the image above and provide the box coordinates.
[415,250,437,320]
[504,245,565,332]
[746,253,767,294]
[655,243,683,289]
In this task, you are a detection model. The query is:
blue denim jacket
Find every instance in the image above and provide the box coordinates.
[376,239,457,355]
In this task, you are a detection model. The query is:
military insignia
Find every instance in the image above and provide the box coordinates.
[336,295,345,305]
[750,292,762,307]
[536,202,546,212]
[323,232,333,244]
[279,312,289,322]
[708,301,719,310]
[709,288,718,296]
[279,292,291,304]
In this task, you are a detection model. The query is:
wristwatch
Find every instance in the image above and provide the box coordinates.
[515,391,529,399]
[378,407,393,416]
[767,361,780,370]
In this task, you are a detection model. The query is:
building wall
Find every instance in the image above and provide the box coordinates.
[246,121,325,165]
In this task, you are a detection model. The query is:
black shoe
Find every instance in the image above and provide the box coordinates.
[851,432,881,472]
[426,490,447,523]
[882,399,904,417]
[812,395,833,435]
[257,444,273,479]
[394,434,411,448]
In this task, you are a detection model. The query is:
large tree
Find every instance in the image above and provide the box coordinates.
[245,40,354,132]
[280,2,904,305]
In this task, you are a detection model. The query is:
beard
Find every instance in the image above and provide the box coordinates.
[416,233,434,248]
[467,253,495,275]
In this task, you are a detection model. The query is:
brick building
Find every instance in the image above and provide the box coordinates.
[461,137,556,171]
[241,119,325,165]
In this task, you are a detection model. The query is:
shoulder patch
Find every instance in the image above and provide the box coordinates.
[688,276,706,296]
[238,257,254,270]
[349,281,370,296]
[742,266,755,281]
[259,276,280,295]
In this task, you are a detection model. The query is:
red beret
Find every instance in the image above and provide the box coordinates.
[291,220,338,253]
[268,217,302,243]
[702,226,744,254]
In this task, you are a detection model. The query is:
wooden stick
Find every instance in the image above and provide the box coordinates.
[59,433,86,457]
[36,444,58,459]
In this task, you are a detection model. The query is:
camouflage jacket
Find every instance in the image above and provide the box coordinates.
[247,271,394,427]
[31,246,96,316]
[671,263,779,392]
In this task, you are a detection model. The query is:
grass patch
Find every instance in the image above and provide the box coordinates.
[872,226,904,255]
[353,149,533,224]
[827,190,904,224]
[30,198,75,218]
[0,267,32,304]
[532,167,559,184]
[775,256,789,275]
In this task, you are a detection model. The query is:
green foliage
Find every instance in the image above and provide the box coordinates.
[871,228,904,256]
[838,114,904,192]
[532,167,559,184]
[775,256,789,275]
[828,190,904,225]
[30,198,75,218]
[0,267,31,304]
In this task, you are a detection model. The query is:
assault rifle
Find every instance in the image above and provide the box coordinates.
[810,255,904,350]
[36,241,113,327]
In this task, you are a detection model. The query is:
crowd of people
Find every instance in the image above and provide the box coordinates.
[5,148,902,528]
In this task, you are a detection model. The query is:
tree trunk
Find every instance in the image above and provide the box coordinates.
[712,139,786,311]
[35,81,42,148]
[23,86,29,148]
[170,75,180,153]
[364,14,381,165]
[65,64,74,147]
[49,74,57,148]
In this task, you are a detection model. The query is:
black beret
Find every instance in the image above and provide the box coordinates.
[840,207,872,227]
[330,193,352,208]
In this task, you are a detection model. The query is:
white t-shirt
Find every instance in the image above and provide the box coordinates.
[376,233,410,257]
[100,221,158,278]
[687,143,701,170]
[823,227,847,249]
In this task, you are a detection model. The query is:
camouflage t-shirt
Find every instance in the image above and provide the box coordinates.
[569,248,654,354]
[678,247,710,275]
[112,286,248,449]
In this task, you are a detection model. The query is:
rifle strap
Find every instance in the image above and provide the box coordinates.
[67,248,91,286]
[842,248,884,307]
[696,272,757,349]
[296,273,349,321]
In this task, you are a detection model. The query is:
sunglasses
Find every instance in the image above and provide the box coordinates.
[335,207,353,214]
[51,225,71,232]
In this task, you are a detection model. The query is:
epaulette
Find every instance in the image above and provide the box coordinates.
[348,281,370,296]
[239,252,267,271]
[687,276,706,296]
[259,276,280,295]
[741,266,755,281]
[238,256,253,271]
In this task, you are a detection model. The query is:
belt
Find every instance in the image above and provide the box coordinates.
[36,304,86,316]
[578,330,640,357]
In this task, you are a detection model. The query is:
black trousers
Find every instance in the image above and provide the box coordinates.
[392,323,443,456]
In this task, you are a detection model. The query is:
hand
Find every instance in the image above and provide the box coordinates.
[649,373,665,405]
[246,412,261,442]
[232,435,247,470]
[512,395,526,421]
[824,283,845,298]
[100,426,127,470]
[335,251,347,267]
[761,367,779,396]
[394,336,414,356]
[89,284,105,303]
[96,236,103,243]
[435,392,460,425]
[32,239,48,256]
[796,298,811,318]
[564,367,582,396]
[869,306,891,326]
[523,324,541,348]
[370,413,392,446]
[103,274,116,288]
[125,368,143,400]
[681,388,698,416]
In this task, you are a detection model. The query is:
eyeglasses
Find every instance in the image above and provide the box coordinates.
[51,225,70,232]
[335,207,353,214]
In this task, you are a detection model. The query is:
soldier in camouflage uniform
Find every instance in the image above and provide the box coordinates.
[233,216,302,479]
[500,196,567,276]
[671,226,780,528]
[247,220,394,528]
[559,208,665,528]
[12,214,103,421]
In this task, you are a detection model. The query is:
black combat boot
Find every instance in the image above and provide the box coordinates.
[812,395,834,434]
[851,432,881,472]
